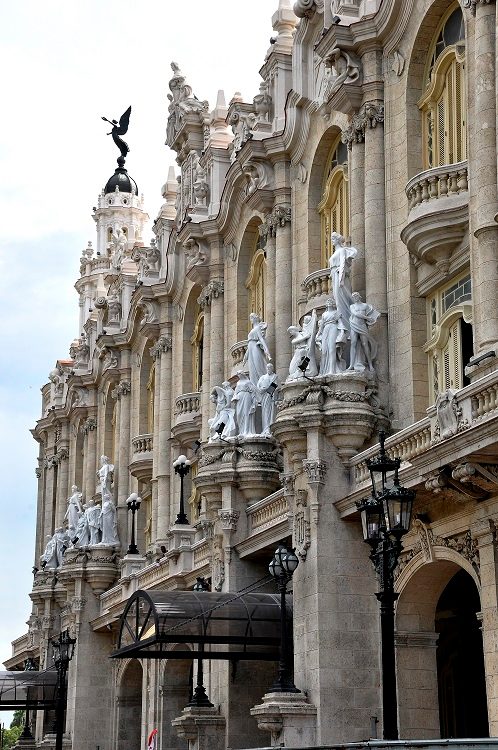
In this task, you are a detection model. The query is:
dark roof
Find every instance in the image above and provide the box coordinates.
[104,166,138,196]
[113,588,291,661]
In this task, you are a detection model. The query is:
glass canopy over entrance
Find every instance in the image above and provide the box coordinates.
[0,670,58,709]
[113,589,290,661]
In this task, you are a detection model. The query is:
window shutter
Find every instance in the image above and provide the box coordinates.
[437,96,445,166]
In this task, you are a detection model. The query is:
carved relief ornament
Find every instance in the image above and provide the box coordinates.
[150,336,172,360]
[342,101,385,147]
[463,0,495,15]
[197,280,224,308]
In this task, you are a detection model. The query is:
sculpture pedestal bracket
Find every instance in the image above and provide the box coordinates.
[172,705,226,750]
[250,691,317,748]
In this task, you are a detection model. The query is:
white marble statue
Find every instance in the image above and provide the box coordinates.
[74,504,90,546]
[64,485,83,534]
[110,227,127,268]
[40,534,58,569]
[97,455,114,501]
[243,313,271,385]
[208,381,236,441]
[329,232,358,337]
[257,363,279,436]
[317,299,347,376]
[99,498,120,546]
[348,292,380,373]
[40,528,70,568]
[85,500,102,545]
[286,311,318,381]
[232,371,259,437]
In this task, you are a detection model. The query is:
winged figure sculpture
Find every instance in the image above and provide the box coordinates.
[102,106,132,163]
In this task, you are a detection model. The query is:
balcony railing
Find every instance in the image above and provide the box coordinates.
[230,340,248,370]
[132,434,153,454]
[406,161,468,210]
[247,490,289,534]
[129,433,153,480]
[301,268,331,303]
[175,392,201,416]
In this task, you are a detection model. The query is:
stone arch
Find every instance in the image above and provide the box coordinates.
[159,651,192,750]
[405,0,467,181]
[307,125,343,275]
[115,658,144,750]
[395,549,482,739]
[236,216,263,342]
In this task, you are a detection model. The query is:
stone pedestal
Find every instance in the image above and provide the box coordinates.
[166,525,197,574]
[13,737,37,750]
[37,733,71,749]
[172,705,226,750]
[120,552,146,579]
[251,691,317,747]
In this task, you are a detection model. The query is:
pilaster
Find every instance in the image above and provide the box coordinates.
[153,332,173,542]
[273,204,292,382]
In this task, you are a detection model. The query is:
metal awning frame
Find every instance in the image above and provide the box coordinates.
[0,669,58,710]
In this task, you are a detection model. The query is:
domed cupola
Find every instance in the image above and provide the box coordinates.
[104,158,138,196]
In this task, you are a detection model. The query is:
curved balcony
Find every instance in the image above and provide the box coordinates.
[401,162,469,274]
[230,340,248,376]
[300,268,331,319]
[129,433,153,481]
[172,391,201,442]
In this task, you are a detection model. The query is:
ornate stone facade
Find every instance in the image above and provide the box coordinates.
[8,1,498,749]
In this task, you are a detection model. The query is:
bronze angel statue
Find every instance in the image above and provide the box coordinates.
[102,106,132,163]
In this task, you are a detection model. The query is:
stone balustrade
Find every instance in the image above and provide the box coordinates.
[230,340,248,372]
[175,392,201,416]
[129,433,153,480]
[406,161,468,211]
[192,540,210,568]
[132,433,153,454]
[301,268,331,303]
[89,256,111,273]
[247,490,288,534]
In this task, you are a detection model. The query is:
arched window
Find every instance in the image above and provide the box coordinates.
[191,308,204,392]
[425,272,473,402]
[419,6,466,169]
[318,139,349,267]
[246,241,266,323]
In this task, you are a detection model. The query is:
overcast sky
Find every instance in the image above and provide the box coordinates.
[0,0,280,699]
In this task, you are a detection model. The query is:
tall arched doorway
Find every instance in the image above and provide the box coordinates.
[436,569,488,738]
[116,659,143,750]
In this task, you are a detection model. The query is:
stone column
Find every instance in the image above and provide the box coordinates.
[200,300,212,443]
[274,205,292,382]
[150,339,162,546]
[362,101,389,406]
[342,122,366,297]
[82,415,97,501]
[261,220,276,358]
[154,333,173,543]
[471,517,498,734]
[114,377,132,544]
[468,0,498,356]
[206,280,225,387]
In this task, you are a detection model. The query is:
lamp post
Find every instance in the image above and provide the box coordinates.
[20,657,37,740]
[173,455,191,525]
[268,544,299,693]
[126,492,142,554]
[357,431,415,741]
[188,577,214,708]
[51,630,76,750]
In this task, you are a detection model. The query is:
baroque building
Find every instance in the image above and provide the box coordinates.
[6,0,498,748]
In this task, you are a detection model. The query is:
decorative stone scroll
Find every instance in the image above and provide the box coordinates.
[293,489,311,560]
[293,0,319,18]
[323,48,361,101]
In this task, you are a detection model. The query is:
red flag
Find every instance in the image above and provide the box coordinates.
[147,728,158,750]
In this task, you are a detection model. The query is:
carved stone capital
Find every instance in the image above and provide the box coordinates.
[471,518,496,546]
[463,0,495,15]
[83,417,97,434]
[303,459,327,484]
[150,336,173,360]
[218,509,240,532]
[197,279,224,308]
[111,380,131,400]
[342,101,384,148]
[280,472,296,497]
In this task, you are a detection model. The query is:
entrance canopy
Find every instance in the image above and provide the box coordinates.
[0,670,58,709]
[113,589,290,661]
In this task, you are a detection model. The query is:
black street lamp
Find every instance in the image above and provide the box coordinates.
[268,544,299,693]
[126,493,142,554]
[173,455,191,525]
[51,630,76,750]
[20,657,37,740]
[189,577,214,708]
[357,431,415,741]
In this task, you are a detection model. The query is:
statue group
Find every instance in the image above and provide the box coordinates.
[209,314,279,441]
[287,233,379,381]
[39,456,120,569]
